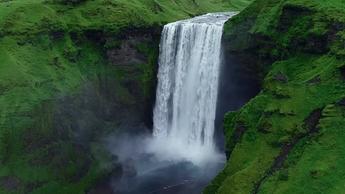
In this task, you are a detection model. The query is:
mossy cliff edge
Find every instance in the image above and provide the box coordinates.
[206,0,345,193]
[0,0,246,194]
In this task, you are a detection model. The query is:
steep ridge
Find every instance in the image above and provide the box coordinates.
[205,0,345,193]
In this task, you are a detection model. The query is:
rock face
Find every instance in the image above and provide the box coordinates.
[0,20,160,194]
[54,29,161,146]
[107,36,148,66]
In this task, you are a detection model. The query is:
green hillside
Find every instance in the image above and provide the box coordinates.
[1,0,344,193]
[0,0,250,194]
[205,0,345,193]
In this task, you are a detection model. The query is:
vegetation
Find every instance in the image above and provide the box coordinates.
[205,0,345,193]
[2,0,344,193]
[0,0,253,194]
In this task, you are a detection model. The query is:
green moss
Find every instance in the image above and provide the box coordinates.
[0,0,257,193]
[260,105,345,194]
[206,0,345,193]
[0,0,252,36]
[0,31,113,193]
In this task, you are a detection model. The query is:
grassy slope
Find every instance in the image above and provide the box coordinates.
[0,0,238,36]
[0,0,254,194]
[205,0,345,193]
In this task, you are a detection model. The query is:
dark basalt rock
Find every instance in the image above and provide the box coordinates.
[277,4,313,33]
[303,109,322,133]
[106,36,148,66]
[85,30,106,45]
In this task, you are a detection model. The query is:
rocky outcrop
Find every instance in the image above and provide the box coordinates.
[106,36,148,66]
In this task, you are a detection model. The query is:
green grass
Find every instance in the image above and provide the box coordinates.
[205,0,345,193]
[0,0,249,36]
[0,0,256,193]
[208,55,345,194]
[0,32,111,194]
[260,105,345,194]
[0,30,162,193]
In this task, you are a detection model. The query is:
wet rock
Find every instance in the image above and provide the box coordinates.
[106,36,148,66]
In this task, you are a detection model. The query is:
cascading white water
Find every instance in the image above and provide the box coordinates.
[151,12,237,165]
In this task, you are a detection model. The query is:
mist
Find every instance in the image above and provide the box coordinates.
[105,131,225,194]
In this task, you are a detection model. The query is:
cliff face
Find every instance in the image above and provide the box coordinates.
[0,21,160,194]
[206,0,345,193]
[0,0,246,193]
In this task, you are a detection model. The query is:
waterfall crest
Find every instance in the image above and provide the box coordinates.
[151,13,236,164]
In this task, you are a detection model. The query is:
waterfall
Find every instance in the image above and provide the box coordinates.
[151,13,236,164]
